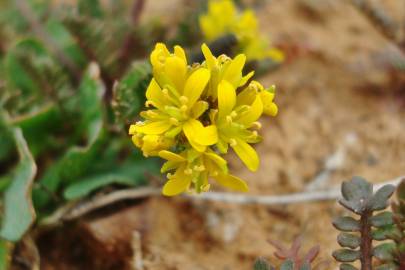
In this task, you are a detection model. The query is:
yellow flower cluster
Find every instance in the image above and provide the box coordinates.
[199,0,284,62]
[129,43,278,196]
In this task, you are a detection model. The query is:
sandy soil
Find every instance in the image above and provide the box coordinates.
[35,0,405,269]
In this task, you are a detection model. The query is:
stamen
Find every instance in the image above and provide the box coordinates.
[179,96,188,104]
[180,105,188,112]
[145,100,154,107]
[184,168,193,175]
[169,117,180,125]
[226,115,233,123]
[193,165,205,172]
[201,184,210,192]
[252,121,262,129]
[230,111,238,118]
[229,138,237,147]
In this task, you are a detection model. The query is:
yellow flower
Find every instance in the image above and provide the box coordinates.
[159,148,248,196]
[131,44,218,154]
[128,42,278,196]
[212,80,266,171]
[201,43,254,99]
[199,0,284,62]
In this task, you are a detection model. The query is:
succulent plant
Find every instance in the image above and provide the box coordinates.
[332,176,396,270]
[253,237,322,270]
[389,179,405,268]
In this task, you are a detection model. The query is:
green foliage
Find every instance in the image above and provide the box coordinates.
[0,0,162,251]
[332,176,396,270]
[0,126,36,242]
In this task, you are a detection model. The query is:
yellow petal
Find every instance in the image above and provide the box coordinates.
[223,54,246,87]
[174,45,187,63]
[161,161,178,173]
[237,95,263,126]
[191,101,209,119]
[164,56,187,91]
[159,150,185,162]
[145,79,166,109]
[184,68,211,107]
[239,71,254,86]
[129,124,137,135]
[218,80,236,120]
[214,173,249,192]
[150,43,170,67]
[183,119,218,147]
[162,175,190,196]
[201,43,217,69]
[135,121,172,135]
[205,152,228,174]
[232,138,259,171]
[260,91,278,116]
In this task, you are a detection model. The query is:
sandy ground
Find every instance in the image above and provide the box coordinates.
[35,0,405,269]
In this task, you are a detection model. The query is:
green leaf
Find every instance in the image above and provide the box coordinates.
[332,249,360,262]
[253,257,274,270]
[373,243,395,261]
[375,263,399,270]
[78,0,103,18]
[10,104,62,157]
[280,260,294,270]
[333,216,360,232]
[370,212,394,227]
[45,19,87,67]
[112,60,152,126]
[372,225,397,241]
[337,233,360,249]
[342,176,373,202]
[63,172,141,200]
[0,128,37,241]
[369,185,396,211]
[32,64,105,210]
[340,263,358,270]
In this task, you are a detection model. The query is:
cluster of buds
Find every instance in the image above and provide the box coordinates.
[129,43,278,196]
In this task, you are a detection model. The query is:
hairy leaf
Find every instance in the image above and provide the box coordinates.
[333,216,360,232]
[337,233,360,249]
[332,249,360,262]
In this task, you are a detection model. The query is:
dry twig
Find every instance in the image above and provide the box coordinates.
[41,175,405,225]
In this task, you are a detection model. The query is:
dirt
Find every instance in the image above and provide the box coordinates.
[36,0,405,269]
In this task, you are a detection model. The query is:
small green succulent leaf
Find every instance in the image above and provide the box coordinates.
[373,243,395,261]
[372,225,397,241]
[0,128,37,241]
[337,233,360,249]
[370,212,394,227]
[368,185,396,211]
[253,257,274,270]
[332,249,360,262]
[374,263,399,270]
[333,216,360,232]
[280,259,294,270]
[339,263,358,270]
[341,176,373,201]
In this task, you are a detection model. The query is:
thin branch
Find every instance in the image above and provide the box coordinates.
[14,0,81,84]
[350,0,403,48]
[41,175,405,226]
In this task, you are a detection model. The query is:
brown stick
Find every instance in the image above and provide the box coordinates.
[359,211,372,270]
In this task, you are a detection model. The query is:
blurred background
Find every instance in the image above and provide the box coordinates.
[0,0,404,269]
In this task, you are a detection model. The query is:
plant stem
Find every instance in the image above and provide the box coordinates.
[360,211,373,270]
